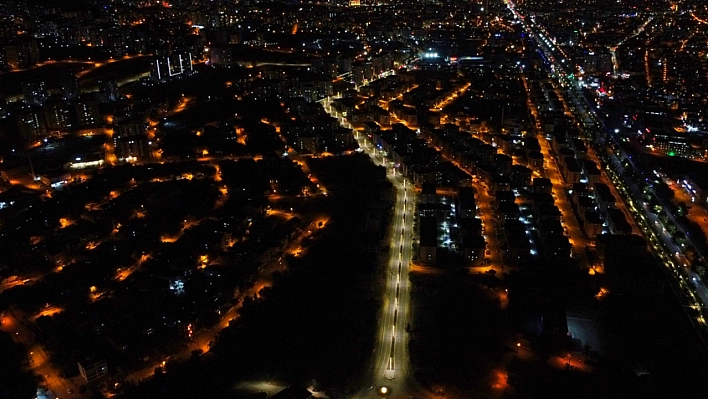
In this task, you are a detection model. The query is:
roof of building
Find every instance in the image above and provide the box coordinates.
[270,387,312,399]
[419,216,438,247]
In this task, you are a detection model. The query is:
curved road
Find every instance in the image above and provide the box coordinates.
[323,95,431,398]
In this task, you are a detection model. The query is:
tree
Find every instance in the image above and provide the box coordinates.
[582,342,592,360]
[0,332,37,399]
[654,181,675,202]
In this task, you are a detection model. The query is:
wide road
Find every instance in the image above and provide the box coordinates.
[323,93,430,399]
[507,0,708,331]
[364,176,418,398]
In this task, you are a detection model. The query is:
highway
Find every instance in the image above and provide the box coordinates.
[506,0,708,329]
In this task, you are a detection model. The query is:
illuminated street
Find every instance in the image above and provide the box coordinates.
[126,217,322,384]
[362,176,420,398]
[1,311,82,398]
[508,0,708,331]
[4,0,708,397]
[324,87,431,398]
[470,179,509,276]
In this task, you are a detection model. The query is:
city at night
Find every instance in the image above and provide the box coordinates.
[1,0,708,398]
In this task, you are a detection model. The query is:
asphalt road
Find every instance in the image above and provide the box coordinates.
[362,176,419,398]
[509,0,708,325]
[323,94,432,399]
[1,311,82,399]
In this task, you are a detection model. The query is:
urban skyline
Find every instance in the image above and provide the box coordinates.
[1,0,708,398]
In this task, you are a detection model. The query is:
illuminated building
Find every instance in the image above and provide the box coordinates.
[43,100,73,132]
[15,107,47,140]
[98,79,120,102]
[22,81,48,106]
[114,120,151,162]
[59,74,81,100]
[74,98,100,127]
[39,169,71,188]
[78,358,108,383]
[150,52,194,82]
[208,46,234,66]
[4,36,39,69]
[418,216,438,264]
[648,129,690,157]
